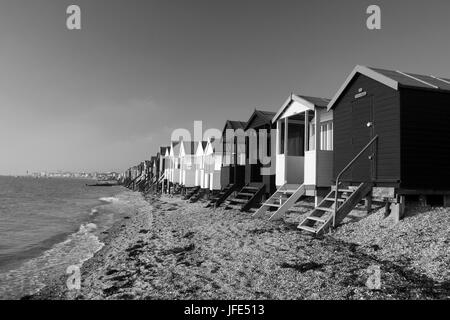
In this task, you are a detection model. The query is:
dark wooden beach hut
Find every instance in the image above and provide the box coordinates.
[206,120,246,208]
[220,120,247,187]
[224,110,277,212]
[298,65,450,235]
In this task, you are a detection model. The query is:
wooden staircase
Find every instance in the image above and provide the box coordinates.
[224,183,265,212]
[183,186,200,200]
[298,182,373,235]
[253,184,306,221]
[205,184,238,208]
[190,189,207,203]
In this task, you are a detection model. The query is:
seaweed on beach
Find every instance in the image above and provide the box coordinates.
[162,243,195,255]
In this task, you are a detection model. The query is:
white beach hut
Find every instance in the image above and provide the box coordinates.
[204,138,222,192]
[255,94,333,220]
[179,141,197,188]
[194,141,208,189]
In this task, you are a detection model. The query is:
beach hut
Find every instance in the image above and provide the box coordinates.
[208,120,247,207]
[220,120,247,187]
[147,155,158,192]
[165,141,182,193]
[143,158,154,191]
[204,138,222,193]
[254,94,332,220]
[225,110,277,212]
[152,151,164,193]
[179,141,197,188]
[135,161,147,191]
[194,141,208,189]
[160,146,170,192]
[299,65,450,234]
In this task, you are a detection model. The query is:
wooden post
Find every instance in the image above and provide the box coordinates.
[305,110,309,153]
[284,117,288,184]
[365,194,372,214]
[276,121,280,155]
[390,195,406,223]
[315,110,320,152]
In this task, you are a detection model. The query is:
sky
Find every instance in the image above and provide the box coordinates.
[1,0,450,175]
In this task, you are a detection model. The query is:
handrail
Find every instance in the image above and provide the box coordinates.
[334,135,379,223]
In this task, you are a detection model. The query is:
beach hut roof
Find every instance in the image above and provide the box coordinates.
[205,138,221,154]
[222,120,247,136]
[160,146,169,155]
[328,65,450,111]
[244,109,277,130]
[180,141,197,155]
[272,94,330,123]
[195,140,209,156]
[171,141,181,156]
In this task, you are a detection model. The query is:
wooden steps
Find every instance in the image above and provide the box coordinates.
[224,183,265,212]
[253,184,306,221]
[205,184,238,208]
[298,182,373,235]
[189,188,207,203]
[183,186,200,200]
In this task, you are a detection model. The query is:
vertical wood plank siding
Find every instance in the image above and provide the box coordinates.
[333,74,401,185]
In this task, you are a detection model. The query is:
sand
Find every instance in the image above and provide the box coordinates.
[29,193,450,300]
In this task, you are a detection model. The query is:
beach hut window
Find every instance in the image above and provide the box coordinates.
[320,121,333,151]
[280,122,285,154]
[309,123,316,151]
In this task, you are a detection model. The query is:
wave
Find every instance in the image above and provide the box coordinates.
[0,189,145,299]
[0,222,103,299]
[98,196,120,203]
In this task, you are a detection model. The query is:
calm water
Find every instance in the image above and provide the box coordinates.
[0,176,142,299]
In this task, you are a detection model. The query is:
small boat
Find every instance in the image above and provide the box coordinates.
[86,182,117,187]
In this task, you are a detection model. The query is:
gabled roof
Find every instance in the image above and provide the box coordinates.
[222,120,247,136]
[244,109,276,130]
[195,141,209,155]
[328,65,450,110]
[160,146,169,155]
[205,137,221,153]
[196,141,208,153]
[171,141,181,156]
[181,141,196,155]
[272,94,330,123]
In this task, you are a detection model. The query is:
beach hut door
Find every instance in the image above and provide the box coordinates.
[351,96,374,182]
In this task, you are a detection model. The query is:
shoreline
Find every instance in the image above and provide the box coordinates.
[0,186,140,300]
[22,190,153,300]
[28,193,450,300]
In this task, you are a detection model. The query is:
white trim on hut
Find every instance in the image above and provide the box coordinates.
[179,141,196,188]
[273,94,333,202]
[167,141,181,185]
[195,141,208,188]
[204,138,222,191]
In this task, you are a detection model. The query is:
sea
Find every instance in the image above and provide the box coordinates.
[0,176,143,299]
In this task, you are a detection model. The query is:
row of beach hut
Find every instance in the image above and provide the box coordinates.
[121,65,450,235]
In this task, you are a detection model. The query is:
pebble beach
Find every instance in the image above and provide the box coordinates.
[29,192,450,300]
